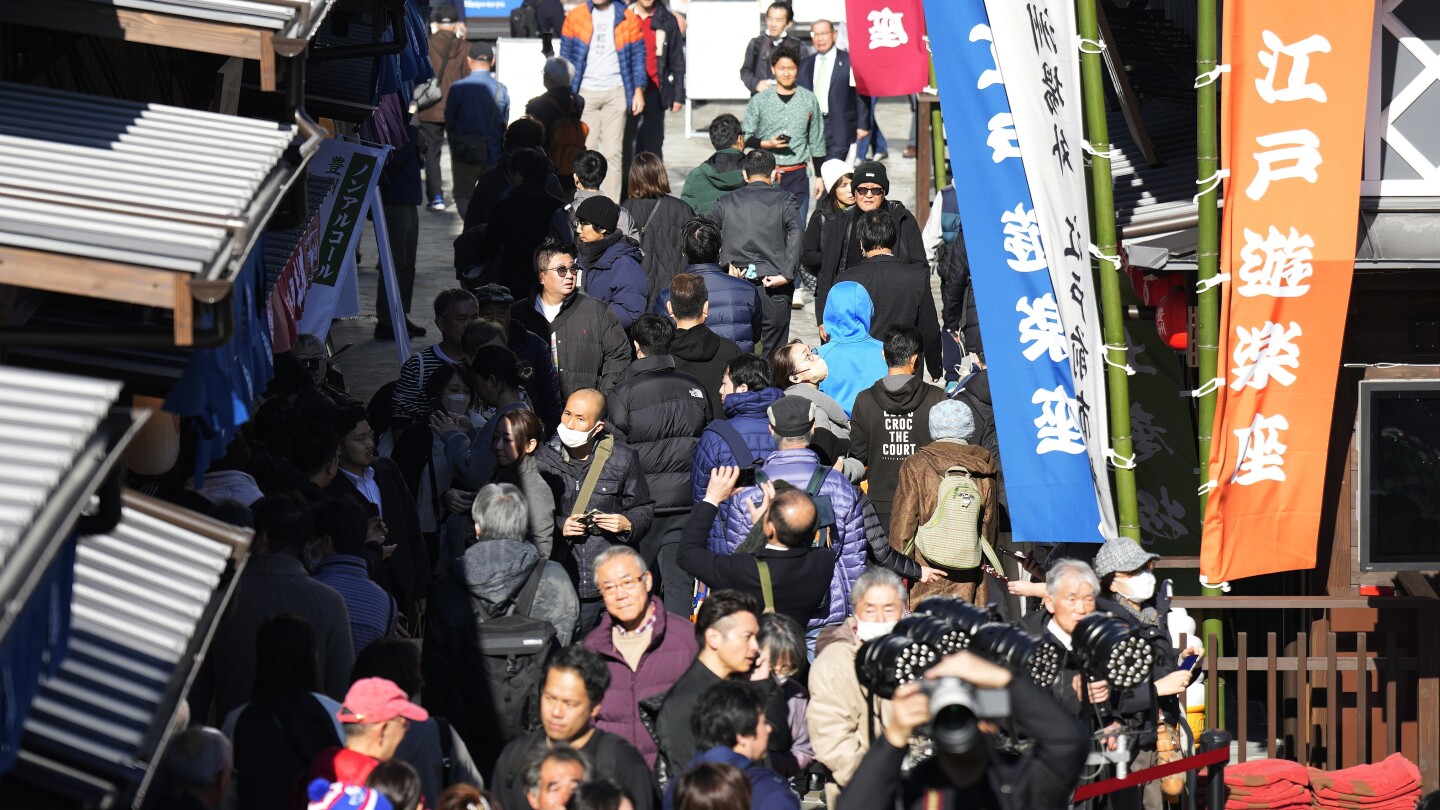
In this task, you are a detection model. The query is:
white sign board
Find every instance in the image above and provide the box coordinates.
[495,37,550,123]
[685,2,759,102]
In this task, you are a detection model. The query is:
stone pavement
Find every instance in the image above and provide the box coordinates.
[332,97,931,406]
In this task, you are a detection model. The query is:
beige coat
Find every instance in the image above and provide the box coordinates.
[807,620,892,807]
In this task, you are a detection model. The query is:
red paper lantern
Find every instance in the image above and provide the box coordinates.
[1155,288,1189,350]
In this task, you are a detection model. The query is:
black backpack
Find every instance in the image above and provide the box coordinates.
[458,563,555,743]
[510,0,540,37]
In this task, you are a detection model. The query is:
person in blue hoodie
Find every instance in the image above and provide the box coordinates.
[816,281,886,415]
[662,680,800,810]
[575,195,648,328]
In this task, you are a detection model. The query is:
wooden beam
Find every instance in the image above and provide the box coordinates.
[0,245,177,309]
[173,277,195,347]
[259,31,277,93]
[212,57,244,116]
[0,1,268,61]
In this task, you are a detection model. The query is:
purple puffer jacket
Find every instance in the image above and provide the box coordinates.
[707,448,869,628]
[581,596,699,767]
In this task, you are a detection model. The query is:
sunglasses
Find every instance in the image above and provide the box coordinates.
[549,264,579,277]
[855,186,885,197]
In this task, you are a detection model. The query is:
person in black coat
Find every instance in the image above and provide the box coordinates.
[326,405,430,629]
[537,388,655,636]
[511,239,633,396]
[468,283,565,434]
[680,463,834,633]
[630,0,686,158]
[606,314,712,615]
[836,651,1089,810]
[740,2,806,94]
[653,218,763,353]
[798,20,866,161]
[665,272,746,417]
[709,149,802,353]
[834,211,942,379]
[813,161,926,323]
[453,148,570,296]
[622,153,694,308]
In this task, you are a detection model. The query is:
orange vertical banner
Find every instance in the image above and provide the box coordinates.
[1200,3,1375,583]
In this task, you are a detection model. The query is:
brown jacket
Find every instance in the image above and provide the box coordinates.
[807,619,892,801]
[889,439,998,607]
[418,31,471,124]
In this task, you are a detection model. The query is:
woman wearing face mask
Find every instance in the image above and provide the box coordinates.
[489,409,554,558]
[395,363,479,568]
[751,613,814,782]
[432,345,536,491]
[767,339,861,481]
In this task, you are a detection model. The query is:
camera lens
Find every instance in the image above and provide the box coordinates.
[923,677,982,754]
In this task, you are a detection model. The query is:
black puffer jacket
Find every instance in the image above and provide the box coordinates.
[512,290,633,395]
[813,200,926,323]
[938,236,983,357]
[536,435,654,598]
[606,355,713,513]
[622,195,694,307]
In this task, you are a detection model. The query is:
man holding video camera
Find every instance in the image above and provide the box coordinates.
[836,649,1089,810]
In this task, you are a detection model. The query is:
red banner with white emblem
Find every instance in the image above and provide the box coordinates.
[1200,3,1375,583]
[844,0,929,96]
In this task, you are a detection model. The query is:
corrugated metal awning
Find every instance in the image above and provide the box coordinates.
[87,0,331,36]
[10,491,251,808]
[0,82,299,278]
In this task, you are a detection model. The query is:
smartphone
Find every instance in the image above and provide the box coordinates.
[775,133,790,142]
[982,564,1009,583]
[737,466,757,488]
[1180,654,1202,673]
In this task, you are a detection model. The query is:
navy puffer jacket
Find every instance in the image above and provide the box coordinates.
[653,263,764,353]
[690,387,783,503]
[607,356,713,513]
[708,447,869,629]
[581,236,649,328]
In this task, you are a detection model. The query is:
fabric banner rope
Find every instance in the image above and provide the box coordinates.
[1073,745,1229,802]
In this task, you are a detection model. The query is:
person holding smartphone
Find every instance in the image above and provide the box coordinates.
[740,44,825,224]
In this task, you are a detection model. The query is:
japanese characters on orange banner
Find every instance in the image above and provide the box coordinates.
[1200,4,1376,583]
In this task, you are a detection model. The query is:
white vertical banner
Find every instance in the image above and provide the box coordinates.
[984,0,1117,539]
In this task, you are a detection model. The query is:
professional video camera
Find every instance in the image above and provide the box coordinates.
[853,599,1062,754]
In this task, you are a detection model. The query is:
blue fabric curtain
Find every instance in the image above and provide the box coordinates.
[0,537,76,775]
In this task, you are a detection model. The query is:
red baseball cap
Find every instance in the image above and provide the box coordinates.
[335,678,429,724]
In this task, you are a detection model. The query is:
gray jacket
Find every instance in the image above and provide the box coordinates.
[709,180,802,280]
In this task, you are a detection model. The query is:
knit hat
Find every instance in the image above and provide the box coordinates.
[1091,538,1161,579]
[821,159,853,194]
[335,678,429,725]
[852,160,889,194]
[768,395,816,438]
[575,195,621,235]
[929,399,975,443]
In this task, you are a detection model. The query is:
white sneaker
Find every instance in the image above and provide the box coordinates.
[791,288,805,309]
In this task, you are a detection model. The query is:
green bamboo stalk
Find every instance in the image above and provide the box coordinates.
[930,59,947,189]
[1195,0,1227,715]
[1075,0,1140,541]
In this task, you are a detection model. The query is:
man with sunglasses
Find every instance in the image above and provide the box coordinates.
[513,238,633,396]
[813,161,927,324]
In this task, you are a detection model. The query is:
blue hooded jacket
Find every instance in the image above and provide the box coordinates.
[817,281,887,415]
[581,237,648,328]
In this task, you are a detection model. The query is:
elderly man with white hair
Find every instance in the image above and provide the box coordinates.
[806,567,907,807]
[888,398,998,607]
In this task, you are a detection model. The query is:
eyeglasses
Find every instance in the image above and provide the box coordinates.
[549,264,579,277]
[855,186,885,197]
[598,575,646,596]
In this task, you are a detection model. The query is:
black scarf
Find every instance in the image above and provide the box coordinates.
[578,230,621,269]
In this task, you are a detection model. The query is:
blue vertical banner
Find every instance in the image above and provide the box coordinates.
[924,0,1105,543]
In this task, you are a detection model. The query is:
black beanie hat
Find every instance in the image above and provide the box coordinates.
[575,195,621,235]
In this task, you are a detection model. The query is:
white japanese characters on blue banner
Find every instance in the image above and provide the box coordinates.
[924,0,1106,543]
[983,0,1117,539]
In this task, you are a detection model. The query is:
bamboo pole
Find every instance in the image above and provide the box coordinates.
[1195,0,1227,714]
[1075,0,1139,541]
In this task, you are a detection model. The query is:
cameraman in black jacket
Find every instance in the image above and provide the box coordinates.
[836,651,1089,810]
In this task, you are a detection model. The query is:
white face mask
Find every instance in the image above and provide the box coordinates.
[557,423,597,448]
[442,393,470,415]
[1118,571,1157,603]
[854,620,896,642]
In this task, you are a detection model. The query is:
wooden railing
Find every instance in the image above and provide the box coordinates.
[1173,618,1439,791]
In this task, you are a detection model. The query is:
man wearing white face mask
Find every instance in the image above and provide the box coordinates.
[538,388,655,637]
[806,567,907,808]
